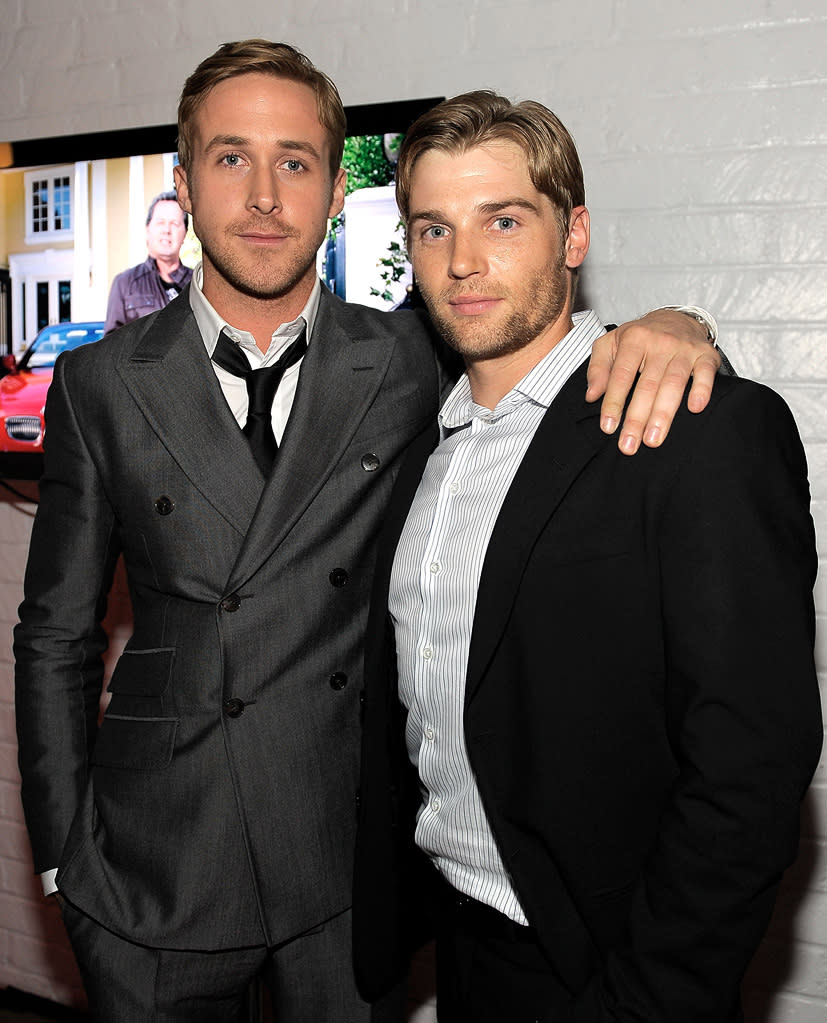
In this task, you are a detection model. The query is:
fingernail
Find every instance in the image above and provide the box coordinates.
[644,426,661,447]
[602,416,618,434]
[620,433,638,454]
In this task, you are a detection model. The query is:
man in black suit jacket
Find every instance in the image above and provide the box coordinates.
[353,91,822,1022]
[15,42,723,1023]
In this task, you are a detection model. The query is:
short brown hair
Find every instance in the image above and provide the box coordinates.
[177,39,346,180]
[396,90,584,239]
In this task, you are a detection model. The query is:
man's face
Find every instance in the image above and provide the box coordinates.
[146,200,187,262]
[406,142,587,366]
[173,73,345,313]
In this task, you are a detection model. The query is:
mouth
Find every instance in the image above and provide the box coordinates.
[447,295,503,316]
[238,232,292,245]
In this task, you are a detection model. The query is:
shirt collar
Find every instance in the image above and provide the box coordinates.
[438,309,607,434]
[189,262,321,358]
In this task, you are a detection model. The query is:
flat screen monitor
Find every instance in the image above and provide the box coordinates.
[0,97,440,479]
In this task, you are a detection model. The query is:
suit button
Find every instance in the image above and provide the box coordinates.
[223,698,245,718]
[220,594,241,612]
[154,495,174,515]
[329,672,348,691]
[329,568,348,588]
[360,452,380,472]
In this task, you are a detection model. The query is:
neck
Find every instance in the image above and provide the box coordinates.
[466,311,574,410]
[153,253,181,282]
[201,266,315,354]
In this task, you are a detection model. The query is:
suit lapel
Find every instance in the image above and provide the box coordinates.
[226,287,402,591]
[464,362,608,705]
[115,292,264,535]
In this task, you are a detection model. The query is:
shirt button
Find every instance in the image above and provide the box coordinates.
[431,798,441,813]
[329,568,349,588]
[429,562,441,575]
[223,698,245,718]
[361,452,381,472]
[329,672,348,691]
[154,495,174,515]
[422,646,433,660]
[448,482,459,495]
[424,726,435,741]
[220,594,241,612]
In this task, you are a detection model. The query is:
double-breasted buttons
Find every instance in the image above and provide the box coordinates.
[223,698,245,718]
[360,452,380,472]
[154,495,174,515]
[329,672,348,691]
[220,594,241,612]
[329,568,348,588]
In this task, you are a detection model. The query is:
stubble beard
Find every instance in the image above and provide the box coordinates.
[419,257,570,363]
[200,222,324,302]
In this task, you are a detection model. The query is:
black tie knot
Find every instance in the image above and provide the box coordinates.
[212,327,307,475]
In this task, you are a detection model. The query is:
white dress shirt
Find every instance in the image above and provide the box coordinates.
[389,310,606,924]
[189,262,319,445]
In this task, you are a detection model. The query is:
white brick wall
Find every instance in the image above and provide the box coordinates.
[0,1,824,1018]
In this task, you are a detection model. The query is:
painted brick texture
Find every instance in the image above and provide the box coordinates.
[0,1,824,1018]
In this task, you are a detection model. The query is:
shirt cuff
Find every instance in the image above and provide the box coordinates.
[41,868,59,896]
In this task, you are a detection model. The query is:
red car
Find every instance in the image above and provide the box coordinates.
[0,321,104,460]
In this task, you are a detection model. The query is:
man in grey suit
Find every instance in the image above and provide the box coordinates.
[14,39,720,1023]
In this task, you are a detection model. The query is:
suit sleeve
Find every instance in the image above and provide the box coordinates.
[14,352,122,873]
[570,382,822,1021]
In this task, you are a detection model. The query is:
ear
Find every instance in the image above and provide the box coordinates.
[328,167,347,220]
[565,206,590,269]
[173,164,192,215]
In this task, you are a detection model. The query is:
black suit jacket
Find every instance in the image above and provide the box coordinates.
[353,361,822,1021]
[14,284,448,951]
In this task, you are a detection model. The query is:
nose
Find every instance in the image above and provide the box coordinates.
[247,164,281,215]
[448,231,484,280]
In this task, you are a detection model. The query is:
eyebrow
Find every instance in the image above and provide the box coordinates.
[409,197,542,225]
[203,135,323,162]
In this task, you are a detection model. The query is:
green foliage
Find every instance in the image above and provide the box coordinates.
[369,233,408,304]
[341,135,395,195]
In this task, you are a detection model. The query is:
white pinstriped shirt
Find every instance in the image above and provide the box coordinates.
[389,309,606,924]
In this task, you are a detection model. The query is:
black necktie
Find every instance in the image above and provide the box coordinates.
[212,327,307,476]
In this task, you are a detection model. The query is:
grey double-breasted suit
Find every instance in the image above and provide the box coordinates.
[15,284,444,952]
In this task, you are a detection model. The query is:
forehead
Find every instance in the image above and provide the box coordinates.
[149,201,184,223]
[191,72,327,150]
[409,142,538,206]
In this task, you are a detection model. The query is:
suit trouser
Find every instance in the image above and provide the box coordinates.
[433,883,572,1023]
[62,898,405,1023]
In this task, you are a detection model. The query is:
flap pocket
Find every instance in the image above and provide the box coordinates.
[107,648,175,697]
[92,714,177,770]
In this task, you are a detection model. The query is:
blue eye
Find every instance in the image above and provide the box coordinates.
[426,225,447,239]
[284,159,304,172]
[223,153,241,167]
[495,217,516,230]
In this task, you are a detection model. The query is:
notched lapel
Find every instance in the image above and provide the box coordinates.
[115,295,264,535]
[465,364,606,704]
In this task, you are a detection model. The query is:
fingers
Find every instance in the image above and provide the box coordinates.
[588,312,722,456]
[584,330,618,411]
[613,352,697,455]
[686,351,721,413]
